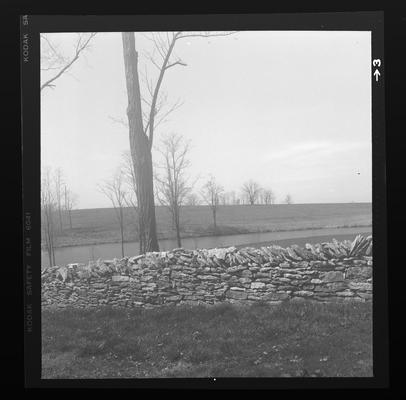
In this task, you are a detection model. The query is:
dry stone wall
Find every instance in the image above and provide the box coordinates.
[42,235,373,309]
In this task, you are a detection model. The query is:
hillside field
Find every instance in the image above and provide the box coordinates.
[51,203,372,248]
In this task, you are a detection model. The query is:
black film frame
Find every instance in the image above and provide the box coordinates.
[21,12,387,389]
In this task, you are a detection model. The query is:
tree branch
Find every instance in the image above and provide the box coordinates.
[41,33,97,91]
[147,33,180,148]
[165,60,187,70]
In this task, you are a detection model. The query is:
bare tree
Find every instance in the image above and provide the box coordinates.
[63,185,77,229]
[155,133,193,248]
[186,193,200,206]
[121,31,236,253]
[229,190,237,205]
[41,167,57,267]
[99,170,127,257]
[284,194,293,204]
[201,176,224,231]
[241,180,262,205]
[41,32,97,91]
[219,192,231,206]
[262,189,276,205]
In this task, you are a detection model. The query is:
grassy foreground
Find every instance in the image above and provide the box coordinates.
[42,302,372,378]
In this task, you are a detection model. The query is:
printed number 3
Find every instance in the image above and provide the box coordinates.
[373,59,381,67]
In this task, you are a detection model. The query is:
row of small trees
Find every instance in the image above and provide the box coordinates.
[100,132,294,257]
[187,181,293,207]
[41,167,78,267]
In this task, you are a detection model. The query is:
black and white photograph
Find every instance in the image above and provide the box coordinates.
[21,12,388,386]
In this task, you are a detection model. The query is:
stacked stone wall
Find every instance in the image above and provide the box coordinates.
[42,235,373,309]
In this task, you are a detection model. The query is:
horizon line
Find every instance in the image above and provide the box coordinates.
[72,201,372,211]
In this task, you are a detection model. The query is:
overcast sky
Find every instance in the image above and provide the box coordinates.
[41,30,372,209]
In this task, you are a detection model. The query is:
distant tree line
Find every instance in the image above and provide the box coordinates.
[41,140,294,267]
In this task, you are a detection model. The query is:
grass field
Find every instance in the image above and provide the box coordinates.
[42,301,372,378]
[51,203,372,248]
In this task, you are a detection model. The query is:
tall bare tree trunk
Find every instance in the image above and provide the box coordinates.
[122,32,159,253]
